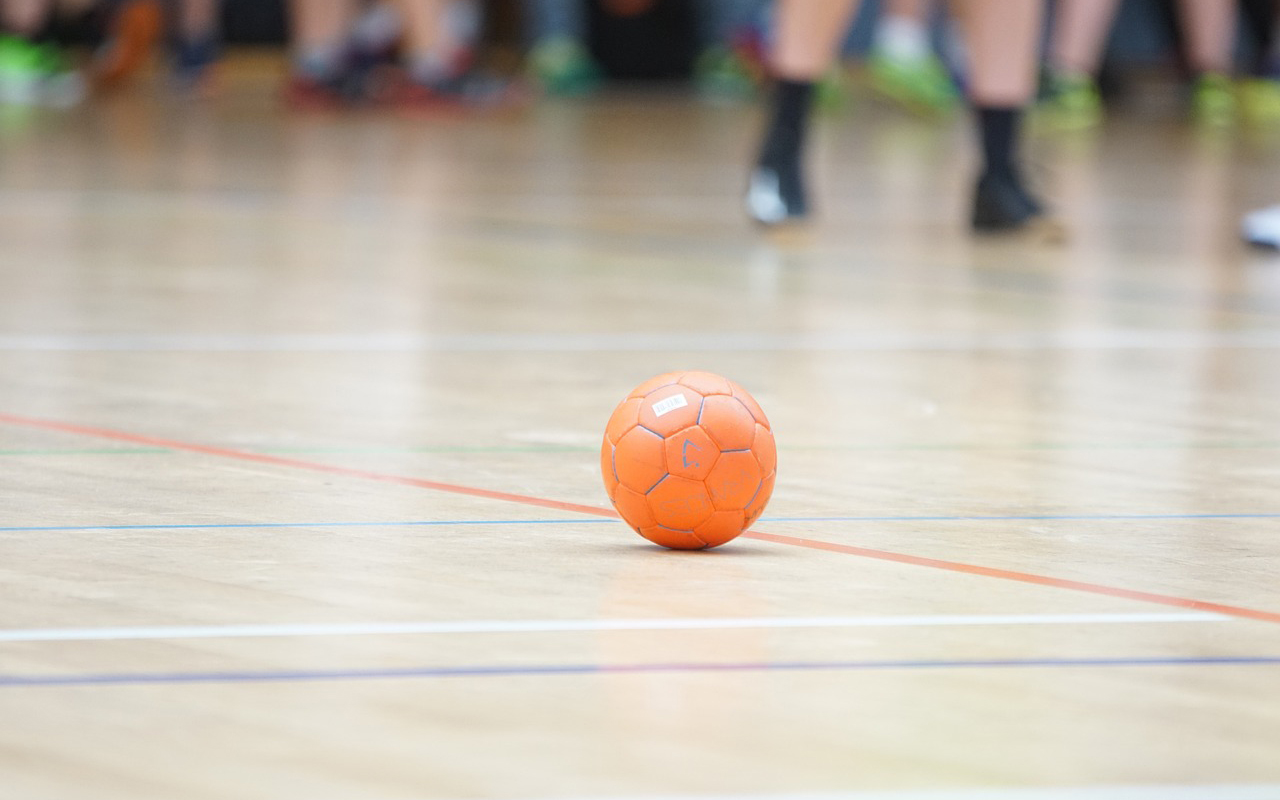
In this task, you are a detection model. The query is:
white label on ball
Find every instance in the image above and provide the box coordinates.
[651,394,689,417]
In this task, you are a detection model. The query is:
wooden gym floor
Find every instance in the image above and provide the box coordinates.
[2,60,1280,799]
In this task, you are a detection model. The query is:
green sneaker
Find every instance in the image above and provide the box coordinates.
[866,49,958,115]
[1191,72,1235,127]
[0,36,84,107]
[1239,77,1280,125]
[1039,69,1103,129]
[527,38,603,98]
[814,64,849,112]
[694,45,758,102]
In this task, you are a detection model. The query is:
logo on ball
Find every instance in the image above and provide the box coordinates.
[681,438,701,469]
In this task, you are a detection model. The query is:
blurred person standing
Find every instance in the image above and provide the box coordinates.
[1042,0,1239,128]
[286,0,502,108]
[747,0,1057,236]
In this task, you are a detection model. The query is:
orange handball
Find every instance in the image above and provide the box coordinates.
[601,371,777,550]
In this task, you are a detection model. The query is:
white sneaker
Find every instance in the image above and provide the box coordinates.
[745,165,808,226]
[1243,205,1280,248]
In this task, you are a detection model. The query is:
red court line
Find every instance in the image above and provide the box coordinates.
[0,413,611,519]
[4,411,1279,626]
[742,531,1280,625]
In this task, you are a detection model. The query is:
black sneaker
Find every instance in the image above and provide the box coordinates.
[746,162,807,225]
[972,168,1043,231]
[971,168,1068,241]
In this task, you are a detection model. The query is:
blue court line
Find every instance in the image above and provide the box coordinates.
[3,655,1278,688]
[3,512,1279,533]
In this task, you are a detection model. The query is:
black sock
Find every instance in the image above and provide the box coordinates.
[758,78,815,170]
[1240,0,1275,74]
[976,105,1022,179]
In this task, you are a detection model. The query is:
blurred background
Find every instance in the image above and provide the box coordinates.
[2,0,1277,120]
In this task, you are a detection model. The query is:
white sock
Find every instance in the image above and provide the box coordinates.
[875,15,930,62]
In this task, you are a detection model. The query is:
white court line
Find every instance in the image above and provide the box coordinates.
[5,330,1280,352]
[0,612,1227,643]
[464,787,1280,800]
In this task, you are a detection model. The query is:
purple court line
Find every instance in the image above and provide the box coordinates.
[3,656,1279,688]
[3,512,1279,533]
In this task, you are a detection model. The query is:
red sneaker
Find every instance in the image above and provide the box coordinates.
[281,74,348,111]
[372,67,522,111]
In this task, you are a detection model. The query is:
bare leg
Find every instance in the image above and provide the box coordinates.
[1,0,54,35]
[393,0,506,104]
[396,0,452,62]
[1040,0,1114,126]
[289,0,358,60]
[1177,0,1237,125]
[1178,0,1235,74]
[172,0,221,91]
[771,0,861,80]
[1049,0,1120,74]
[178,0,221,41]
[886,0,930,19]
[953,0,1042,106]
